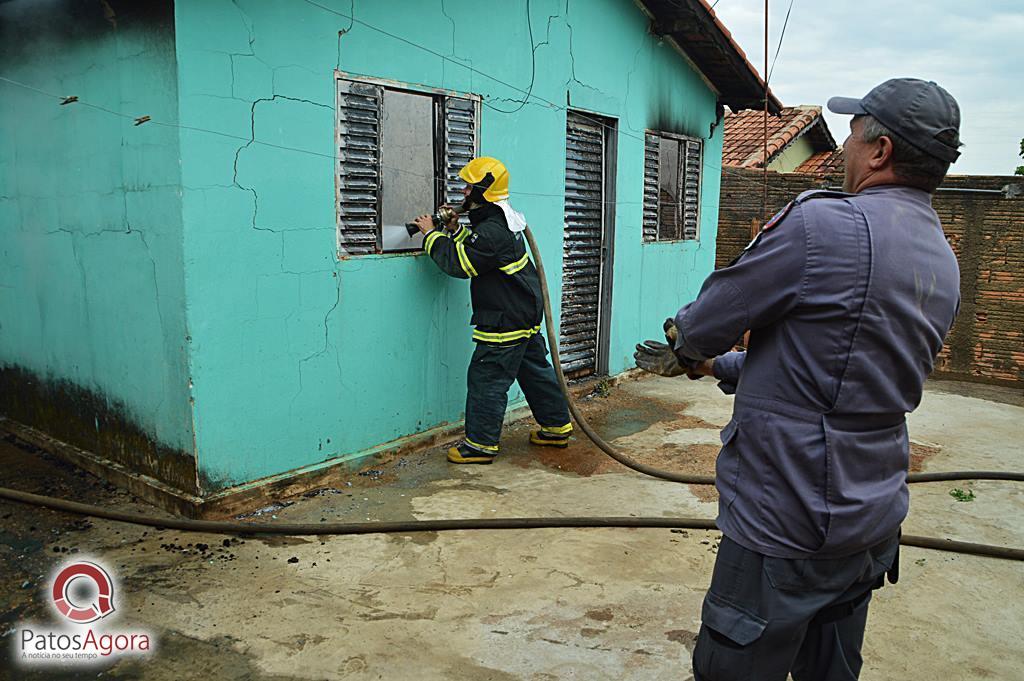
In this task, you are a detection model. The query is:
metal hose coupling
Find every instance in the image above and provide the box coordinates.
[405,205,465,237]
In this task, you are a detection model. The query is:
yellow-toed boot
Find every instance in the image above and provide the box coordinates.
[447,442,498,464]
[529,429,571,449]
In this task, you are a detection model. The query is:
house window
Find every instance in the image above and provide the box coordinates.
[335,75,478,255]
[643,131,703,242]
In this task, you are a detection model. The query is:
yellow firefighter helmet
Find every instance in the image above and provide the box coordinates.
[458,157,510,202]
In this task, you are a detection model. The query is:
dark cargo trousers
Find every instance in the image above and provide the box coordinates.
[464,333,571,452]
[692,533,900,681]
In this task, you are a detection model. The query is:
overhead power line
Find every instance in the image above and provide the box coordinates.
[483,0,537,115]
[767,0,796,85]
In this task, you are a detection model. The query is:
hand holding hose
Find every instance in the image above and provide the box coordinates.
[634,341,687,377]
[634,319,713,379]
[411,215,435,235]
[438,204,461,232]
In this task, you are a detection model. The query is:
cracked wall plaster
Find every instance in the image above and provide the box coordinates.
[171,0,723,489]
[0,0,197,486]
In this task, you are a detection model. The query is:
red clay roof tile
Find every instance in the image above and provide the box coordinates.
[794,147,846,175]
[723,105,826,168]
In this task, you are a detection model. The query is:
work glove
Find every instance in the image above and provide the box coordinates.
[635,318,711,379]
[634,340,687,377]
[663,317,679,345]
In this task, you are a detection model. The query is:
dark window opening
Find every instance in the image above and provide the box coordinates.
[643,131,702,242]
[336,76,478,256]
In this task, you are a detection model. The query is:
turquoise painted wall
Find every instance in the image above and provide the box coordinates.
[173,0,723,489]
[0,3,195,483]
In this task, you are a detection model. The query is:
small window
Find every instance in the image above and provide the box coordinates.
[643,131,702,242]
[335,75,478,255]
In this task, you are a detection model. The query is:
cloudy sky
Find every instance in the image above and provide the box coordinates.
[711,0,1023,175]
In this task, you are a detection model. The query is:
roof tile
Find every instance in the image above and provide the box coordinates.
[794,147,847,175]
[723,106,824,168]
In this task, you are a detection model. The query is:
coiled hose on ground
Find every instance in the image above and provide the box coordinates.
[0,226,1022,562]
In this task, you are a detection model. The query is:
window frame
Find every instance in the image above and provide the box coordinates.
[334,71,480,257]
[642,130,703,243]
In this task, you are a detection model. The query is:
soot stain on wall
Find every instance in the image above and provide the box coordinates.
[0,0,174,65]
[0,365,198,494]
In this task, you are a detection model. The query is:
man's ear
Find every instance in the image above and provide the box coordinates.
[868,135,894,170]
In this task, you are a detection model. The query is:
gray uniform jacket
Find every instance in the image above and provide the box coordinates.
[674,185,960,559]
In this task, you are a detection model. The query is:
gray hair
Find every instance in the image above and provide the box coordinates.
[858,115,951,192]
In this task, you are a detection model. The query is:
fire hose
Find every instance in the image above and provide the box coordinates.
[1,226,1022,562]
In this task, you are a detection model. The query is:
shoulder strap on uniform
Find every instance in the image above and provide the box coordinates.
[727,189,854,267]
[762,201,795,232]
[761,190,855,233]
[794,188,856,203]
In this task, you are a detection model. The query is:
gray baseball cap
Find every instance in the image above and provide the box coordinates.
[828,78,962,162]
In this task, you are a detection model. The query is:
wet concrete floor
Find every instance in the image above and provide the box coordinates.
[1,376,1022,679]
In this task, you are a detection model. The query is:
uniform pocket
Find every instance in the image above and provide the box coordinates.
[820,419,909,553]
[719,419,739,445]
[763,556,851,592]
[693,591,767,680]
[470,310,503,328]
[716,419,742,507]
[701,591,767,646]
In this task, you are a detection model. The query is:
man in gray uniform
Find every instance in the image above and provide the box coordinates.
[635,78,962,680]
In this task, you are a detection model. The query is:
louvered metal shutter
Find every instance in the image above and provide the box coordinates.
[336,79,382,255]
[642,133,659,242]
[443,97,477,227]
[682,138,702,240]
[560,113,605,377]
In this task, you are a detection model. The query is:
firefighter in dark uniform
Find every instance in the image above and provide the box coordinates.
[413,157,572,464]
[635,79,963,680]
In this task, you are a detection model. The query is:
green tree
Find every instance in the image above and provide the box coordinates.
[1017,137,1024,176]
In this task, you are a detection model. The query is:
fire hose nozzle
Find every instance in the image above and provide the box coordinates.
[405,205,464,237]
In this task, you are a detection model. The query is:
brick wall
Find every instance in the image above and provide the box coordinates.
[717,168,1024,386]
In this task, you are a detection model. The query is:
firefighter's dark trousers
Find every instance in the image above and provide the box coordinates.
[464,333,571,452]
[692,533,899,681]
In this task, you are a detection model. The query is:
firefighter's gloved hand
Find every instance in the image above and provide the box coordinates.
[439,205,460,231]
[663,317,679,346]
[634,341,687,377]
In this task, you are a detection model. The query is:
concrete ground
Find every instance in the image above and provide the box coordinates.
[1,376,1022,680]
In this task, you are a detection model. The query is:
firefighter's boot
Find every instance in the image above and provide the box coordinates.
[447,441,498,465]
[529,429,571,449]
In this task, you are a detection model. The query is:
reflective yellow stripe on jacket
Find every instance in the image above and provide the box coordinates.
[499,253,529,275]
[455,241,478,277]
[453,226,472,244]
[424,230,446,255]
[471,325,541,344]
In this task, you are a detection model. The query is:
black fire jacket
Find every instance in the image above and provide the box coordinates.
[423,203,544,345]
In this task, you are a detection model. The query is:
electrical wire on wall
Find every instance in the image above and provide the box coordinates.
[482,0,537,115]
[1,0,789,222]
[296,0,767,182]
[0,69,768,209]
[2,0,777,203]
